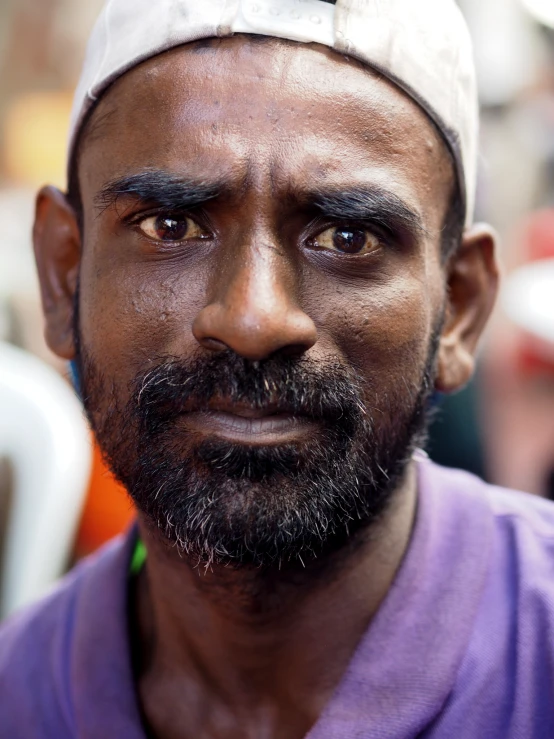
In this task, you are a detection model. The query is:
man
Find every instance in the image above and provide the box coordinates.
[1,0,553,736]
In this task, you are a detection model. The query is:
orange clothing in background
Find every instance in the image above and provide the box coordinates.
[74,442,135,558]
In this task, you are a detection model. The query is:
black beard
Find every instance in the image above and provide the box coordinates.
[77,337,437,569]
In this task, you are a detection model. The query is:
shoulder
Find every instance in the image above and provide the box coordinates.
[421,456,554,544]
[420,460,554,737]
[0,570,80,737]
[423,458,554,601]
[428,459,554,625]
[0,535,131,739]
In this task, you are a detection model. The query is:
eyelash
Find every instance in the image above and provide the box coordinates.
[125,209,396,254]
[126,207,198,226]
[307,218,395,247]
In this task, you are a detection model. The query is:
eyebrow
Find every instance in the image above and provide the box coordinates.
[310,187,427,238]
[94,170,223,213]
[95,171,426,238]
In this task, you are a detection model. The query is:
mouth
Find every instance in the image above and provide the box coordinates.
[181,401,320,445]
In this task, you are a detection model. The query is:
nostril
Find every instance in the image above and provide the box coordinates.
[202,337,229,353]
[277,343,312,359]
[192,299,317,361]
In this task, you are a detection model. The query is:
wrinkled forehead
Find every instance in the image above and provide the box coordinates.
[77,37,454,206]
[70,0,477,226]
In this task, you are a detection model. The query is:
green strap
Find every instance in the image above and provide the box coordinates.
[130,539,147,575]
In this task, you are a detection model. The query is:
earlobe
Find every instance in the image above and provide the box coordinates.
[33,186,82,360]
[435,224,499,394]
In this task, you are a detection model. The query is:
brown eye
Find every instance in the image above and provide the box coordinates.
[311,227,380,255]
[138,215,208,242]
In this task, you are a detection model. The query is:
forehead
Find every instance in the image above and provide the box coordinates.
[78,36,453,222]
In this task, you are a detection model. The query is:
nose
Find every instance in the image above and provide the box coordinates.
[192,241,317,361]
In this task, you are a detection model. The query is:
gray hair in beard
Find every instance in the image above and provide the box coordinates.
[76,334,438,570]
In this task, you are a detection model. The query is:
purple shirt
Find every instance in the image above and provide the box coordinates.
[2,457,554,738]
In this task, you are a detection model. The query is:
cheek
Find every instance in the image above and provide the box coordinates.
[310,274,439,389]
[78,254,208,378]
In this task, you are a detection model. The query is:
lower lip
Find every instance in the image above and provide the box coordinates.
[181,411,319,444]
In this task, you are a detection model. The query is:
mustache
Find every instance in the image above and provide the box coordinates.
[131,351,367,435]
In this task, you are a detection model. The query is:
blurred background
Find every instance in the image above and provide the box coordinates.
[1,0,554,614]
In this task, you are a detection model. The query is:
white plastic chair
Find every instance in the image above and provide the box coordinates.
[0,342,92,618]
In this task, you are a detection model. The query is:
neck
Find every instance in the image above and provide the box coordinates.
[131,462,418,738]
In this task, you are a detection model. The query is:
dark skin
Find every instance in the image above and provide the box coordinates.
[33,38,498,739]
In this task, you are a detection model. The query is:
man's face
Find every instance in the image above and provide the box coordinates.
[37,38,493,568]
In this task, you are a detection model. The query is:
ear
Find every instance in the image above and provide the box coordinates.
[435,224,499,393]
[33,186,81,360]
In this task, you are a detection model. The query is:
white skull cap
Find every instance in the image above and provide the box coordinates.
[70,0,478,227]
